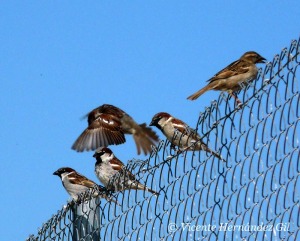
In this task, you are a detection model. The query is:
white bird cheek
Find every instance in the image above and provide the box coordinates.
[103,154,113,164]
[61,173,68,181]
[158,119,165,128]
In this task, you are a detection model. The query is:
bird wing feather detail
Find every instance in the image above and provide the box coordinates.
[68,172,96,188]
[207,59,249,83]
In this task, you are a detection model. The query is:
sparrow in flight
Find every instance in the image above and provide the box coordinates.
[150,112,224,161]
[72,104,159,155]
[53,167,118,204]
[93,147,159,195]
[187,51,266,105]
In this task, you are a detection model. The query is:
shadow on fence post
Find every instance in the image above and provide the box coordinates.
[72,197,100,241]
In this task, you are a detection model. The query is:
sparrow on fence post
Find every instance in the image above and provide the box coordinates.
[187,51,266,106]
[53,167,118,204]
[72,104,159,155]
[93,147,159,195]
[150,112,225,161]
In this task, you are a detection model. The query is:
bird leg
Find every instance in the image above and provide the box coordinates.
[170,143,179,153]
[229,92,242,109]
[170,144,187,156]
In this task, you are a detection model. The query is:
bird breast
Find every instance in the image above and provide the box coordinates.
[63,180,88,200]
[214,66,258,92]
[161,124,187,148]
[95,163,118,186]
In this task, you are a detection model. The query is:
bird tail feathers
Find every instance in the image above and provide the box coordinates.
[133,124,159,155]
[136,182,159,196]
[187,85,212,100]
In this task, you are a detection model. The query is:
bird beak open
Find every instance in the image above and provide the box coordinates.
[259,57,267,63]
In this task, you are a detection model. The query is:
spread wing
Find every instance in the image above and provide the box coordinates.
[90,104,125,122]
[72,113,126,152]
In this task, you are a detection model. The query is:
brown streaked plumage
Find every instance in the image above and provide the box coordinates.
[72,104,159,155]
[187,51,266,105]
[53,167,118,204]
[94,147,159,195]
[150,112,225,161]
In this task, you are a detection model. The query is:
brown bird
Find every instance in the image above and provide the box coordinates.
[53,167,118,204]
[94,147,159,195]
[72,104,159,155]
[187,51,266,105]
[150,112,225,161]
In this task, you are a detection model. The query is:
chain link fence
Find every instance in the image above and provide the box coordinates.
[27,37,300,241]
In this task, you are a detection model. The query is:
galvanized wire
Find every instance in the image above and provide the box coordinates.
[27,36,300,241]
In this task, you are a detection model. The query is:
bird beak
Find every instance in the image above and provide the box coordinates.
[149,120,155,126]
[259,56,267,63]
[93,153,97,157]
[53,171,59,176]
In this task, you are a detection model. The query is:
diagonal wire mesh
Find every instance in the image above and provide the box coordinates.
[27,36,300,241]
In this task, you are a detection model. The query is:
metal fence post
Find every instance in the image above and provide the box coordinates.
[72,197,100,241]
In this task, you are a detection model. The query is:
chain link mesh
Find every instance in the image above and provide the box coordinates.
[27,37,300,241]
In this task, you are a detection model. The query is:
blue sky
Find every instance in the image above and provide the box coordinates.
[0,1,299,240]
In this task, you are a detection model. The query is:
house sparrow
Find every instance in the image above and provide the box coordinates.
[53,167,118,204]
[187,51,266,105]
[93,147,159,195]
[72,104,159,155]
[150,112,224,161]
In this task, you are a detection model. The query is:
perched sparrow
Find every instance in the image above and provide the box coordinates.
[150,112,224,161]
[72,104,159,155]
[93,147,159,195]
[187,51,266,105]
[53,167,118,204]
